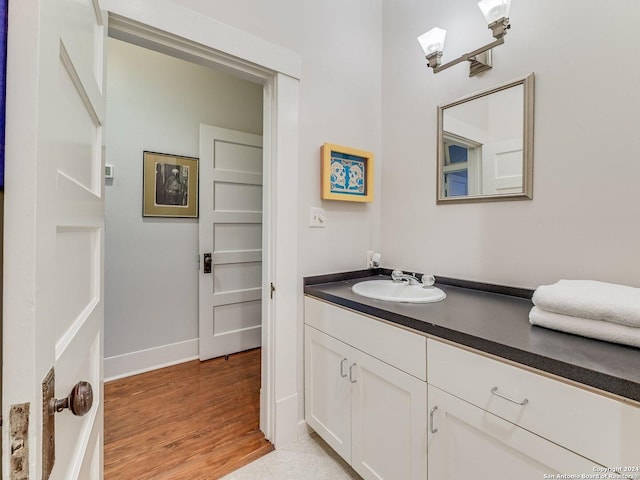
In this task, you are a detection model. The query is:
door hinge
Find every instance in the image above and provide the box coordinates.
[270,282,275,299]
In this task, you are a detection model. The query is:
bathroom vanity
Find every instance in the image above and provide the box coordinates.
[304,270,640,480]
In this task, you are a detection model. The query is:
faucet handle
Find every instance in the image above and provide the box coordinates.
[422,274,435,287]
[391,270,404,282]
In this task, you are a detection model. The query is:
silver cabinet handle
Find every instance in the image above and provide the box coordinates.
[491,386,529,406]
[340,358,348,378]
[429,406,438,434]
[349,363,357,383]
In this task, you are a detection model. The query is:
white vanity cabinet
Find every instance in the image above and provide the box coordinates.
[427,385,600,478]
[304,298,428,480]
[427,339,640,478]
[304,294,640,480]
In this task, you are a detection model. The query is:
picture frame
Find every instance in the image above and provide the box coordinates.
[143,151,199,217]
[321,143,374,202]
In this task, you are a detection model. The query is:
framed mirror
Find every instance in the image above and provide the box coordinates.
[437,73,534,204]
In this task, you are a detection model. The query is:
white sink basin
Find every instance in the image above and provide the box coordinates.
[352,280,446,303]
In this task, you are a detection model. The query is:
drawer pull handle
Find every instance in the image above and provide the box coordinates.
[429,406,438,434]
[491,386,529,406]
[340,358,348,378]
[349,363,357,383]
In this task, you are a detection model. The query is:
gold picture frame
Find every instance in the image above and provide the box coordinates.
[321,143,374,202]
[143,151,199,217]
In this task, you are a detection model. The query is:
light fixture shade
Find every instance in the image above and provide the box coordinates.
[418,28,447,56]
[477,0,511,24]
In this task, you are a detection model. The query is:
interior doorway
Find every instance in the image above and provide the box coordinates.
[103,33,267,471]
[103,36,264,375]
[104,5,302,448]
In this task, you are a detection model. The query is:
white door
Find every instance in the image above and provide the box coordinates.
[428,385,602,479]
[351,349,427,480]
[481,138,523,194]
[304,325,352,462]
[3,0,106,479]
[198,125,263,360]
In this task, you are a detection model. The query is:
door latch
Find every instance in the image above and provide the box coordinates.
[42,368,95,480]
[203,253,212,274]
[270,282,275,299]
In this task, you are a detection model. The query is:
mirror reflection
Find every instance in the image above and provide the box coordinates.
[437,74,534,203]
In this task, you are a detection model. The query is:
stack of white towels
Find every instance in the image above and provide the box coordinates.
[530,279,640,348]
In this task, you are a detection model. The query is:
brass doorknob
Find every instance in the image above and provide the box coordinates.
[50,381,94,417]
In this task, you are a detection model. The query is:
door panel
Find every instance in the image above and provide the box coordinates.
[55,229,99,338]
[482,138,523,195]
[212,301,262,335]
[304,326,352,462]
[54,332,101,479]
[213,140,262,173]
[214,223,262,251]
[351,349,427,480]
[3,0,106,477]
[199,125,263,360]
[214,182,262,211]
[215,262,262,292]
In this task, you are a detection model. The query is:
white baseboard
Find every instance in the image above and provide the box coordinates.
[297,419,313,439]
[274,392,299,448]
[104,338,199,382]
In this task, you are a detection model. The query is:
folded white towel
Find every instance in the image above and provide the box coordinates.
[532,279,640,328]
[529,306,640,349]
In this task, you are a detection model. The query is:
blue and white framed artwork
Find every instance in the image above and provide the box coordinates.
[330,152,366,195]
[321,143,374,202]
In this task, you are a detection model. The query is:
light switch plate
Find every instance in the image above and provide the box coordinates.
[309,207,326,228]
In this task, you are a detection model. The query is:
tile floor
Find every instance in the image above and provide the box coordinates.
[221,433,362,480]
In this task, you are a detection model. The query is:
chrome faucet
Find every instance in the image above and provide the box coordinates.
[391,270,421,285]
[391,270,436,288]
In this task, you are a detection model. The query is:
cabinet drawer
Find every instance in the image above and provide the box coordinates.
[427,339,640,468]
[305,297,426,381]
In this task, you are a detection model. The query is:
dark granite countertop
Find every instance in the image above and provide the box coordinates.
[304,269,640,404]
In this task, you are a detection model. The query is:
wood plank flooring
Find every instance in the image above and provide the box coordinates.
[104,348,273,480]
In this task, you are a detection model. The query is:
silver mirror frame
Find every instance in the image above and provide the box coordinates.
[436,73,535,204]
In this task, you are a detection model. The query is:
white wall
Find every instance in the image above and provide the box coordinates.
[382,0,640,289]
[171,0,384,275]
[104,38,263,366]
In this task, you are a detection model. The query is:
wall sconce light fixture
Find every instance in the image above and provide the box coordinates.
[418,0,512,77]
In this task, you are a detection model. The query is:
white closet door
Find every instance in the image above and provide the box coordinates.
[198,125,263,360]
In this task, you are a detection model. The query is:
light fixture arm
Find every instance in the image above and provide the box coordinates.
[488,17,510,39]
[423,14,511,77]
[427,36,504,75]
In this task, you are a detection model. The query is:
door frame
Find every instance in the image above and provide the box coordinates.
[105,6,301,448]
[2,6,301,475]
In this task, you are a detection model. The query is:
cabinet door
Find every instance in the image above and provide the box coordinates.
[351,349,428,480]
[428,385,603,479]
[304,325,352,461]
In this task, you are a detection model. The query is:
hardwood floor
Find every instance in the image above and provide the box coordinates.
[104,348,273,480]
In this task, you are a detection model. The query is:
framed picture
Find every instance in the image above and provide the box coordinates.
[143,151,198,217]
[321,143,374,202]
